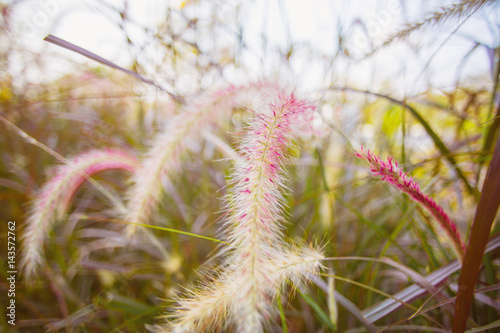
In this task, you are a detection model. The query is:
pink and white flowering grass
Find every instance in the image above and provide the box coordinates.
[21,149,140,279]
[124,81,279,237]
[161,92,323,333]
[18,86,323,331]
[355,146,465,261]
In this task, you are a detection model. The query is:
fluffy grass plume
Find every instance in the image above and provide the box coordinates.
[367,0,497,57]
[21,149,139,279]
[160,92,323,333]
[356,147,465,261]
[124,81,278,237]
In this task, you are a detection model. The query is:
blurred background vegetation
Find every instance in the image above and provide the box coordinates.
[0,0,499,332]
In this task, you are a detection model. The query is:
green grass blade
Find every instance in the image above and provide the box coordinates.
[103,293,155,316]
[277,293,289,333]
[480,104,500,166]
[81,215,228,244]
[310,275,377,332]
[333,194,419,262]
[109,306,161,333]
[327,268,338,330]
[465,319,500,333]
[481,46,500,157]
[128,222,228,244]
[299,290,336,331]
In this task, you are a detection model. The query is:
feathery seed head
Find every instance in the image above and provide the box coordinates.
[160,90,323,333]
[225,93,315,249]
[21,149,139,279]
[124,81,281,238]
[166,92,319,333]
[356,146,465,260]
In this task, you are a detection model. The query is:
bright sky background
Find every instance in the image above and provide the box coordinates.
[4,0,500,97]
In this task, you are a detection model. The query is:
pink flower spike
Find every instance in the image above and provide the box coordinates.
[165,91,323,333]
[21,149,139,279]
[124,81,282,238]
[356,147,465,261]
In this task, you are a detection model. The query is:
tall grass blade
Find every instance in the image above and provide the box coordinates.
[43,34,184,103]
[481,61,500,159]
[89,216,228,244]
[327,268,338,330]
[453,136,500,332]
[277,293,289,333]
[310,275,377,332]
[298,290,336,330]
[465,319,500,333]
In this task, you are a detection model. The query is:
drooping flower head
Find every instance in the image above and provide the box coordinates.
[21,149,139,279]
[356,147,465,260]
